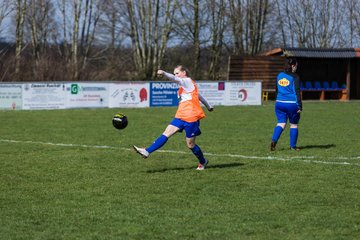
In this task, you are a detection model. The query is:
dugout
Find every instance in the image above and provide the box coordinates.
[228,48,360,101]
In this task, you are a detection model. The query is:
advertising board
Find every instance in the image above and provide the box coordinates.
[0,84,22,110]
[150,82,179,107]
[109,82,149,108]
[65,83,108,108]
[22,83,66,110]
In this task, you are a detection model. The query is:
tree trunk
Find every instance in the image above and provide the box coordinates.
[126,0,175,80]
[72,0,82,80]
[15,0,27,76]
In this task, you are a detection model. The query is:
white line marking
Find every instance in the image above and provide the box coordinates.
[1,139,359,166]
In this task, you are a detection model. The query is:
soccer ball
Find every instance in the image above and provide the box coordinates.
[112,113,128,130]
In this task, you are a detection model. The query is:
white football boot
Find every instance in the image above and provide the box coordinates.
[196,159,208,170]
[133,146,150,159]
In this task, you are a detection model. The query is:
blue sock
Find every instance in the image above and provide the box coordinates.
[290,128,298,148]
[272,126,284,142]
[191,145,206,164]
[146,134,168,153]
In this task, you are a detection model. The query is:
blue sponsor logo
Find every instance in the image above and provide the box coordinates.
[150,82,178,107]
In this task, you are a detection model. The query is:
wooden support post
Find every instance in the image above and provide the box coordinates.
[345,60,351,101]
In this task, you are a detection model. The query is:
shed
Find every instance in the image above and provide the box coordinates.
[228,48,360,100]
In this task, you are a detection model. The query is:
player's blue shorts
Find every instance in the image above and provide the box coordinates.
[275,101,300,124]
[170,118,201,138]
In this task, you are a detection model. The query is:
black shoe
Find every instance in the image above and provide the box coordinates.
[290,147,300,151]
[270,141,276,151]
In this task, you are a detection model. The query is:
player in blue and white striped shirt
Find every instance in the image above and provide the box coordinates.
[271,58,302,151]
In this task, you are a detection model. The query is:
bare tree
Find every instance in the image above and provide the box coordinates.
[71,0,81,80]
[55,0,76,79]
[125,0,176,80]
[57,0,69,65]
[173,0,207,79]
[228,0,270,55]
[55,0,102,80]
[3,0,360,82]
[15,0,27,76]
[98,0,128,50]
[273,0,290,47]
[275,0,346,48]
[25,0,57,80]
[193,0,200,79]
[79,0,102,74]
[247,0,269,54]
[0,0,14,81]
[206,0,227,80]
[94,0,134,80]
[309,0,345,47]
[229,0,244,54]
[0,0,14,37]
[279,0,312,47]
[341,0,360,47]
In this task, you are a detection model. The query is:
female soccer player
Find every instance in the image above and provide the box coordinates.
[133,65,212,170]
[271,58,302,151]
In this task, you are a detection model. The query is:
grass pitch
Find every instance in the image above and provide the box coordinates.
[1,102,360,239]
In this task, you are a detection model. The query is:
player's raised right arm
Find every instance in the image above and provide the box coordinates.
[157,70,182,84]
[157,70,164,76]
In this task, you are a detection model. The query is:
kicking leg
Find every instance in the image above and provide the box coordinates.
[133,124,179,158]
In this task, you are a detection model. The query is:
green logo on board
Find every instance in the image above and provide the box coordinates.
[71,84,79,94]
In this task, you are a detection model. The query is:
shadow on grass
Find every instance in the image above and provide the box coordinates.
[299,144,336,149]
[146,162,244,173]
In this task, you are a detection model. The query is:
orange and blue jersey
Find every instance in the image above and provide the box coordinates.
[163,72,205,122]
[175,81,205,122]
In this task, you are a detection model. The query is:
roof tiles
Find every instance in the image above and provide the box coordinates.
[263,48,359,58]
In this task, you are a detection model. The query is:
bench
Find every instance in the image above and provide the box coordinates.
[300,81,347,101]
[263,81,348,101]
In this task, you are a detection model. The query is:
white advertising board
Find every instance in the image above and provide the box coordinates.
[0,84,22,110]
[224,81,262,106]
[197,81,226,106]
[198,81,261,106]
[65,83,108,108]
[22,83,66,110]
[0,80,262,110]
[109,82,149,108]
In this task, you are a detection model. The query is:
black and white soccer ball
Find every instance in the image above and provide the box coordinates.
[112,113,128,130]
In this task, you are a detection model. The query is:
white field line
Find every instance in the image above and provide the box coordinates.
[1,139,359,167]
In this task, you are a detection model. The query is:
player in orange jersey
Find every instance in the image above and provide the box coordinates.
[133,65,212,170]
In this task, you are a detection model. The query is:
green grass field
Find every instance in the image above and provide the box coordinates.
[1,102,360,240]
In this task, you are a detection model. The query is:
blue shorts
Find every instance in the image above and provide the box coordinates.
[170,118,201,138]
[275,101,300,124]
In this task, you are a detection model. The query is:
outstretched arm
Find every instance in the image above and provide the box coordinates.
[157,69,194,91]
[157,70,181,83]
[199,94,214,112]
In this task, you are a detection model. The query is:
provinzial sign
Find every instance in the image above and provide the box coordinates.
[150,82,179,107]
